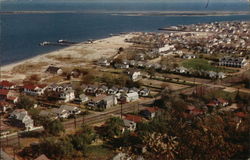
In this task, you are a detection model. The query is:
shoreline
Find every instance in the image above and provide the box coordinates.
[0,33,136,82]
[1,10,249,16]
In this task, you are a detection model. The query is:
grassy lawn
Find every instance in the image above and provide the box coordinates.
[86,145,114,160]
[182,58,234,73]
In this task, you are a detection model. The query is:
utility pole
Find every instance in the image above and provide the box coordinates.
[120,102,123,119]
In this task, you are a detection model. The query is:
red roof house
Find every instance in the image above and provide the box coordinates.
[0,80,15,89]
[124,114,143,123]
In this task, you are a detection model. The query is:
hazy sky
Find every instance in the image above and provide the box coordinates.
[1,0,248,2]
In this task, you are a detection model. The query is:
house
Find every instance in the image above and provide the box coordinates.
[122,92,139,102]
[39,110,57,120]
[51,108,70,119]
[129,87,139,93]
[0,101,12,113]
[23,84,47,96]
[217,98,229,106]
[0,89,19,103]
[0,80,15,90]
[182,54,196,59]
[108,87,119,95]
[46,83,72,93]
[158,44,175,53]
[97,85,109,94]
[71,69,81,78]
[114,63,129,69]
[176,67,188,74]
[85,85,98,96]
[219,57,247,68]
[0,89,9,100]
[208,71,217,79]
[9,109,34,130]
[59,89,75,102]
[118,87,129,94]
[138,88,150,97]
[127,70,141,82]
[140,107,159,119]
[78,94,89,103]
[45,66,63,75]
[217,72,226,79]
[87,95,107,109]
[112,153,132,160]
[97,58,110,67]
[60,105,81,115]
[34,154,50,160]
[123,114,143,131]
[99,95,118,109]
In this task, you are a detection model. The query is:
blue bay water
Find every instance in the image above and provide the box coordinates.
[0,2,250,65]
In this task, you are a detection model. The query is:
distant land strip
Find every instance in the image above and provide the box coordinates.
[0,10,250,16]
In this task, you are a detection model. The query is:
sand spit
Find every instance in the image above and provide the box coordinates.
[1,33,135,82]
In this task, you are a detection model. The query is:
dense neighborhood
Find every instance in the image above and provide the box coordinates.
[0,21,249,160]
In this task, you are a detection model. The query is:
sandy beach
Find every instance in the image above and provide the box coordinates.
[1,33,135,83]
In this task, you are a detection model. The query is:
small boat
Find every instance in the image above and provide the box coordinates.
[39,41,50,46]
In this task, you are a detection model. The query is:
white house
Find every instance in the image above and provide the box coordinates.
[182,54,196,59]
[9,109,34,130]
[51,108,70,119]
[122,92,139,102]
[60,105,81,115]
[127,70,141,82]
[59,90,75,102]
[23,84,47,96]
[158,44,175,53]
[99,95,118,109]
[138,88,150,97]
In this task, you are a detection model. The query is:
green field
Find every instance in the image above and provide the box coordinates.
[182,58,233,72]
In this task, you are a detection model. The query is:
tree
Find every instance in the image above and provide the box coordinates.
[43,120,65,136]
[101,117,124,139]
[16,95,35,110]
[143,132,179,160]
[39,137,74,160]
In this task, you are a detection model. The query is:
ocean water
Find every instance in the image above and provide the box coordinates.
[0,1,249,65]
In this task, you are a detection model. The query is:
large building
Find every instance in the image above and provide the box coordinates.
[219,57,247,68]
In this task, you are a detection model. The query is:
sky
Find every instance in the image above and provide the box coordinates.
[1,0,247,2]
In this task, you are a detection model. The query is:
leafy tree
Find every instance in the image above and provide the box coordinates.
[101,117,124,139]
[43,120,65,136]
[16,95,35,110]
[39,137,74,160]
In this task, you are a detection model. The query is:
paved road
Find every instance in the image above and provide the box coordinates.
[0,97,156,147]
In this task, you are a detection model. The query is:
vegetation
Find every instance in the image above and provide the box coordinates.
[100,117,124,139]
[43,120,65,136]
[16,95,36,110]
[182,58,222,72]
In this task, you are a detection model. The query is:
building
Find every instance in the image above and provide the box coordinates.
[59,90,75,102]
[138,88,150,97]
[0,80,15,90]
[45,66,63,75]
[9,109,34,130]
[182,54,196,59]
[127,70,141,82]
[59,105,81,115]
[34,154,50,160]
[219,57,247,68]
[140,107,159,119]
[23,84,47,96]
[99,95,118,109]
[51,108,70,119]
[122,92,139,102]
[123,114,143,131]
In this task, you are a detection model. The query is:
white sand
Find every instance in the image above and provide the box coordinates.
[1,33,135,82]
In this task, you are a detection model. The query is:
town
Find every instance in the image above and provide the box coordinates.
[0,21,249,160]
